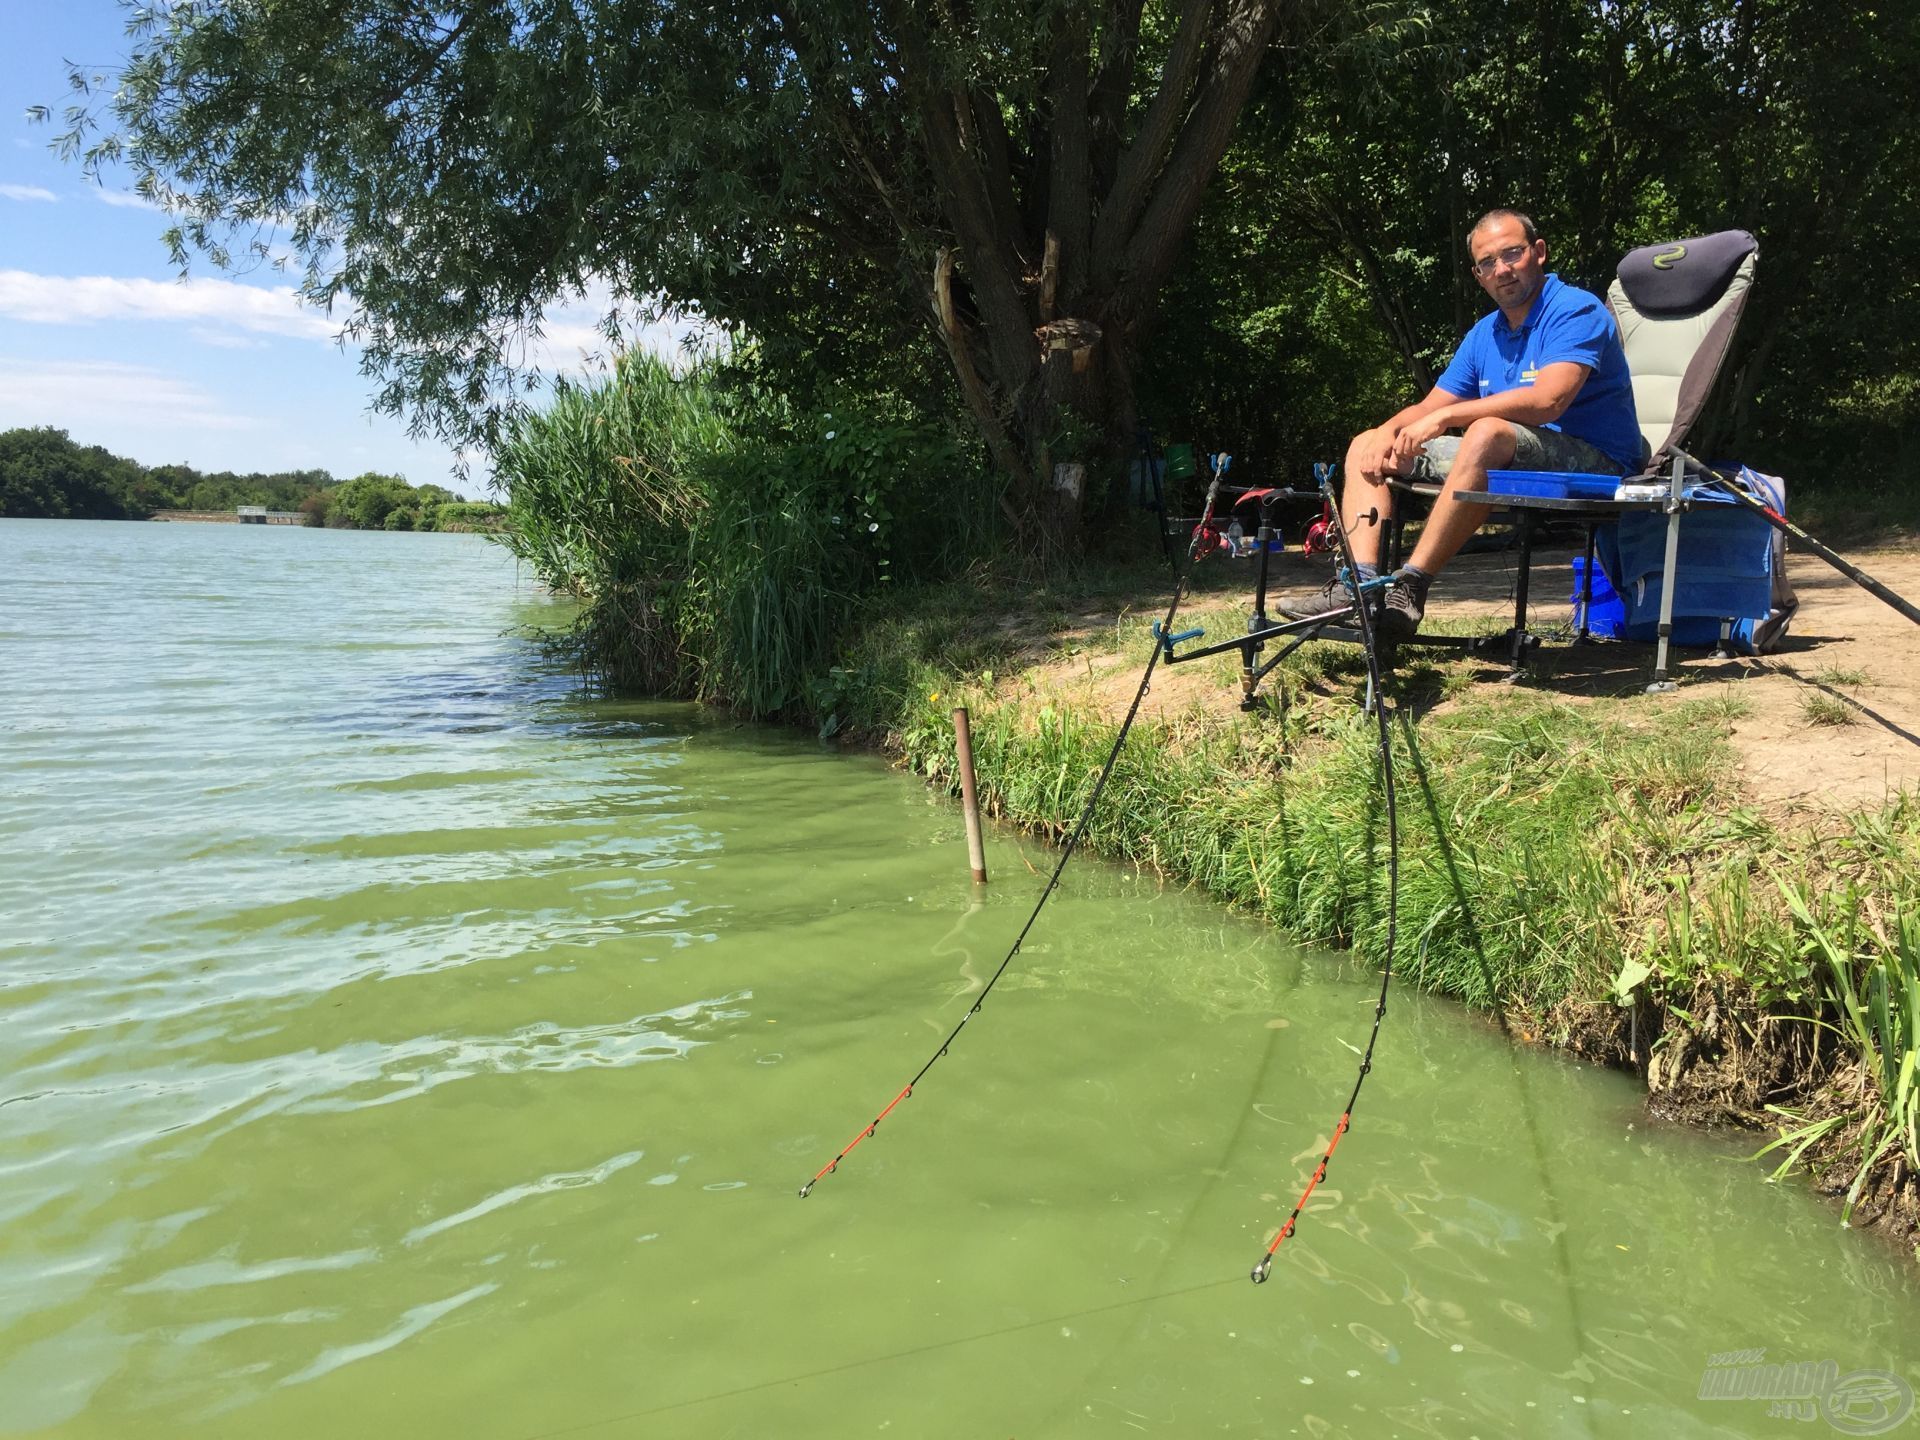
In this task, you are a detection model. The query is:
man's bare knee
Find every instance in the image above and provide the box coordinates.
[1343,435,1385,487]
[1457,417,1517,467]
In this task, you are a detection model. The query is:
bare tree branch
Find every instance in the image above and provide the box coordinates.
[934,246,1033,514]
[1110,0,1283,309]
[1089,0,1148,200]
[1093,0,1215,277]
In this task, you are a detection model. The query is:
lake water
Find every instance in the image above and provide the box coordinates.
[2,518,1915,1438]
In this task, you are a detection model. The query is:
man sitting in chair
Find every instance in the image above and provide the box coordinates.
[1280,209,1643,640]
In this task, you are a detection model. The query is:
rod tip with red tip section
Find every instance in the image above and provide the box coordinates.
[798,1181,814,1198]
[1250,1258,1272,1284]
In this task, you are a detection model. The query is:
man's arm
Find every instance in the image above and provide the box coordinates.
[1383,385,1463,435]
[1389,362,1591,464]
[1349,386,1465,476]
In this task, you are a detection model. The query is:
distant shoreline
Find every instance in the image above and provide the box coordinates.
[0,513,494,533]
[149,509,293,524]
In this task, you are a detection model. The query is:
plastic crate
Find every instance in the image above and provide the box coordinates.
[1487,468,1626,502]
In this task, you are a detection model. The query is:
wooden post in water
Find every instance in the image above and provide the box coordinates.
[952,707,988,885]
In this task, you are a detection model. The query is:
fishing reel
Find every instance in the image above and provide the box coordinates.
[1304,500,1380,559]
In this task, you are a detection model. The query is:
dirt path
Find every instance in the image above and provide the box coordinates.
[1725,548,1920,809]
[1025,542,1920,812]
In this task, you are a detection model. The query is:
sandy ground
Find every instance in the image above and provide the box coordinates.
[1022,539,1920,813]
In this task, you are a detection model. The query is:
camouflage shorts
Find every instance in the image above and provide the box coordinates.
[1413,425,1632,482]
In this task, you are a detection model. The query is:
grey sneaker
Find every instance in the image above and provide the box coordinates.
[1377,574,1427,641]
[1273,573,1357,620]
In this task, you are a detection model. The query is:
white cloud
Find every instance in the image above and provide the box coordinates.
[95,189,162,211]
[0,269,337,343]
[0,268,703,369]
[1,184,57,203]
[523,278,714,376]
[0,358,259,432]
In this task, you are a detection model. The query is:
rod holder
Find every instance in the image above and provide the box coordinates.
[1151,621,1205,659]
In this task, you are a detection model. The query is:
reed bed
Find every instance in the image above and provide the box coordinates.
[491,351,1000,714]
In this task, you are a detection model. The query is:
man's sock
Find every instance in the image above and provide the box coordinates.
[1353,561,1381,584]
[1395,563,1433,597]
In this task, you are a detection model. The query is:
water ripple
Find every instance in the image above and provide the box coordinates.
[403,1150,644,1247]
[279,1282,497,1387]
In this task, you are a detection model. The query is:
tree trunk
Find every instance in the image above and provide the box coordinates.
[877,2,1285,549]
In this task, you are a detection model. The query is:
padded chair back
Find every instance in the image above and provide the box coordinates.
[1608,230,1758,471]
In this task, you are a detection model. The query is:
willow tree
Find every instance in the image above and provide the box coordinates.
[53,1,1287,538]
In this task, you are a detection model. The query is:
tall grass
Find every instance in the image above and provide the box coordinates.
[861,671,1746,1014]
[491,350,1002,714]
[1757,880,1920,1219]
[493,350,731,692]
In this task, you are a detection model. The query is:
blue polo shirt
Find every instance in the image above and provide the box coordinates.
[1435,273,1643,471]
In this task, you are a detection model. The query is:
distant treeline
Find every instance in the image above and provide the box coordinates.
[0,427,502,532]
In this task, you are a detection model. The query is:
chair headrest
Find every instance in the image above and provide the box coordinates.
[1616,231,1758,318]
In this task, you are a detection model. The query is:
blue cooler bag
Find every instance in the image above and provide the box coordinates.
[1569,556,1627,637]
[1593,467,1797,653]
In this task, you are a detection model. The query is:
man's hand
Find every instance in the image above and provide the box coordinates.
[1351,425,1398,479]
[1390,411,1453,468]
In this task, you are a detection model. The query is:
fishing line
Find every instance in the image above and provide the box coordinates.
[502,1274,1241,1440]
[1249,464,1401,1284]
[796,467,1228,1198]
[1398,716,1600,1440]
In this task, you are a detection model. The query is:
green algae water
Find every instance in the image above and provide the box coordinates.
[2,517,1916,1439]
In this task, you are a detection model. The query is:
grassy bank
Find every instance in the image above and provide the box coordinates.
[810,560,1920,1252]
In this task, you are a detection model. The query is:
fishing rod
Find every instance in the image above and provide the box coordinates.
[1673,448,1920,629]
[797,458,1231,1199]
[1250,461,1401,1284]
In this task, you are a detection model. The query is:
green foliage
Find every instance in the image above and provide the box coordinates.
[433,501,505,532]
[329,473,417,530]
[48,0,1293,531]
[1,426,324,519]
[492,350,999,714]
[0,427,143,518]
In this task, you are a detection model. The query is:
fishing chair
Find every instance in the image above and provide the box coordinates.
[1157,230,1794,705]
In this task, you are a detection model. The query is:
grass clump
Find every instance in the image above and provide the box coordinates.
[1758,894,1920,1221]
[1801,692,1858,727]
[1811,665,1872,688]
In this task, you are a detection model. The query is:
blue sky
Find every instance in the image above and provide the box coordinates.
[0,2,683,496]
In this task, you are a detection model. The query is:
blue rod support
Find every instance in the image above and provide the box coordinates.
[1151,621,1205,658]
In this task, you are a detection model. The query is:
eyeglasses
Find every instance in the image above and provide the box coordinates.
[1471,243,1534,278]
